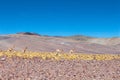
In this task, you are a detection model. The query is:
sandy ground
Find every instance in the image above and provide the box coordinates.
[0,57,120,80]
[0,34,120,54]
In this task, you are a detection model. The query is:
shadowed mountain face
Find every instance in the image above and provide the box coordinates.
[0,33,120,54]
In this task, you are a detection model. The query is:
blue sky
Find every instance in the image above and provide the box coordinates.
[0,0,119,37]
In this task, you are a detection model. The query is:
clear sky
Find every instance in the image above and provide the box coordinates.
[0,0,119,37]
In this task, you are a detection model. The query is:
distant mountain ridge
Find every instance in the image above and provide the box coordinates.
[16,32,41,36]
[13,32,119,38]
[0,32,120,54]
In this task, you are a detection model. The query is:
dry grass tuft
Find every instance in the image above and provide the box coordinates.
[0,50,119,60]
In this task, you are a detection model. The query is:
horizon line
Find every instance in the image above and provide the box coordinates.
[0,32,120,38]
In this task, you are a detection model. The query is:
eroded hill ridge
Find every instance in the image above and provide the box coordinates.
[0,32,120,54]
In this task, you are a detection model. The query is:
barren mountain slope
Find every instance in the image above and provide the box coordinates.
[0,33,120,54]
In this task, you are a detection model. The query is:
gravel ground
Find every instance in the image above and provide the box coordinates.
[0,57,120,80]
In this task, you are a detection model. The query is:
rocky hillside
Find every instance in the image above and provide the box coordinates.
[0,32,120,54]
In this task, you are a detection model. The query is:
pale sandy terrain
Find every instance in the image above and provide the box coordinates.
[0,33,120,80]
[0,57,120,80]
[0,33,120,54]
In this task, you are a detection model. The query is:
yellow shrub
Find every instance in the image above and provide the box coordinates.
[0,51,119,60]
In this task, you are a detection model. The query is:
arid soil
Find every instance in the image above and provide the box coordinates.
[0,57,120,80]
[0,34,120,54]
[0,33,120,80]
